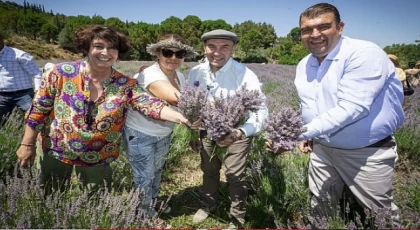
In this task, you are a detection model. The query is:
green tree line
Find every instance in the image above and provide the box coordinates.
[1,0,419,65]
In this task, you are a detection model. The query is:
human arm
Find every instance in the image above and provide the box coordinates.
[18,52,42,91]
[138,66,182,106]
[17,67,58,165]
[16,125,40,166]
[130,84,189,125]
[147,80,180,106]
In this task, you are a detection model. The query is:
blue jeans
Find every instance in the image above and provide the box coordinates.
[0,89,34,120]
[122,125,172,209]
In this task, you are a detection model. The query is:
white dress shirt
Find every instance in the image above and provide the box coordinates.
[295,36,404,149]
[188,58,268,137]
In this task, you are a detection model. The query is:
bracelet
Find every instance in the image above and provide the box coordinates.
[20,143,35,147]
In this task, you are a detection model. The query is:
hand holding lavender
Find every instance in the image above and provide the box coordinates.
[176,84,207,146]
[264,107,306,153]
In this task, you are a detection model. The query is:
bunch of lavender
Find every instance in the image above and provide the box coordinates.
[177,84,207,123]
[264,107,306,152]
[176,84,207,141]
[201,87,265,141]
[236,85,266,113]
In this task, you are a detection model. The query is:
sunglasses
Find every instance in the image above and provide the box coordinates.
[85,100,96,125]
[161,49,187,59]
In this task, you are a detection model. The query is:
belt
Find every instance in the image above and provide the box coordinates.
[367,135,396,148]
[0,88,33,95]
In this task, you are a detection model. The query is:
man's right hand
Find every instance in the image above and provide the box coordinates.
[265,139,289,154]
[16,145,36,167]
[189,118,201,132]
[298,140,313,153]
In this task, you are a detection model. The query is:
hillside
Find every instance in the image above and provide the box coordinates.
[5,35,82,61]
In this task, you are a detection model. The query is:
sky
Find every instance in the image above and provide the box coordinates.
[11,0,420,48]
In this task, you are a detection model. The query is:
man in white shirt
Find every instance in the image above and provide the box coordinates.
[295,3,404,227]
[188,29,268,228]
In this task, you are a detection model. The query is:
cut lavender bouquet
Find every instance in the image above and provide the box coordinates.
[176,84,207,141]
[264,107,306,153]
[201,85,265,142]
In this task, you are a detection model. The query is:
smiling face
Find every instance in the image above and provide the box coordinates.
[87,38,119,69]
[157,47,185,72]
[300,12,344,63]
[204,38,235,72]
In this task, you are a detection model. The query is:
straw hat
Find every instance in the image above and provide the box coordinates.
[146,40,196,58]
[387,54,399,66]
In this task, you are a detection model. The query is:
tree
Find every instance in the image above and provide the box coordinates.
[91,15,105,25]
[233,20,276,49]
[200,19,232,34]
[58,27,75,52]
[17,12,47,39]
[240,29,263,57]
[182,15,202,52]
[105,17,126,32]
[40,22,59,43]
[384,43,420,68]
[128,22,159,60]
[159,16,183,35]
[287,27,301,44]
[0,11,20,33]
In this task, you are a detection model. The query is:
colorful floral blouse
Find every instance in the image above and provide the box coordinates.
[26,61,165,166]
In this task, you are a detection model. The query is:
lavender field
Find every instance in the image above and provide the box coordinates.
[0,61,419,229]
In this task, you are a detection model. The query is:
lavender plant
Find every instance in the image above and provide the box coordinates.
[264,107,306,152]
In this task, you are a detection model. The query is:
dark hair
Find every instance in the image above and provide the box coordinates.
[299,3,341,26]
[75,25,131,58]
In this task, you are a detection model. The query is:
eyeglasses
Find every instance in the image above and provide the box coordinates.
[161,49,187,59]
[85,100,96,125]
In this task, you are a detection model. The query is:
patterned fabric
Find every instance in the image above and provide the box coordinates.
[0,45,42,91]
[26,61,165,166]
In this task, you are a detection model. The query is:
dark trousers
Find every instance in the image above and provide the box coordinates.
[0,88,34,122]
[199,136,252,220]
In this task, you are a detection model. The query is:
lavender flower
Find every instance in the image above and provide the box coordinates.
[264,107,306,152]
[201,86,265,141]
[176,84,207,122]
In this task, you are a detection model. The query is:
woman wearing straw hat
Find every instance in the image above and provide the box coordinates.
[123,34,195,219]
[387,54,407,88]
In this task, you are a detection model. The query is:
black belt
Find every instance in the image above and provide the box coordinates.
[0,88,33,95]
[367,135,396,148]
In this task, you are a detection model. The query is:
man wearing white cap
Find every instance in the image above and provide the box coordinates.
[188,29,268,228]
